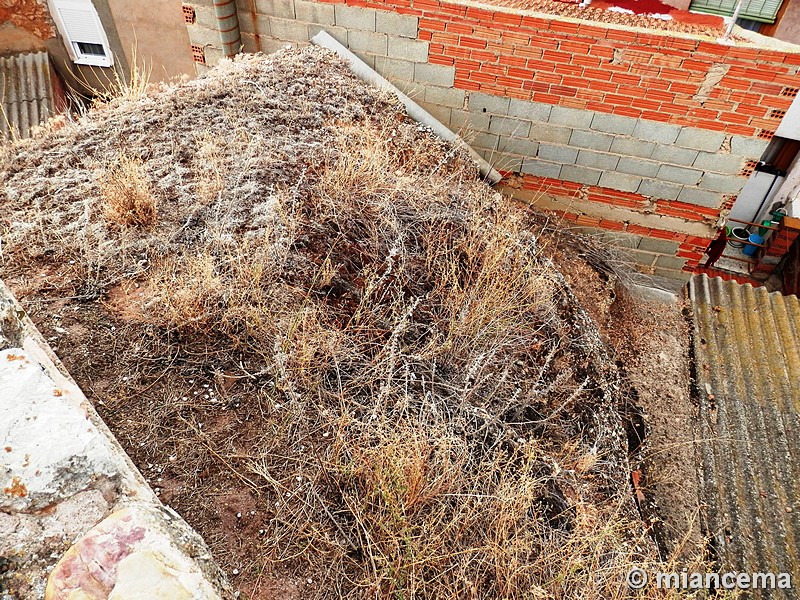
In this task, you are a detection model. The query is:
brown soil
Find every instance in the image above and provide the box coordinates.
[0,47,705,599]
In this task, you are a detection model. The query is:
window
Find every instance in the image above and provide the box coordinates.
[689,0,783,23]
[48,0,114,67]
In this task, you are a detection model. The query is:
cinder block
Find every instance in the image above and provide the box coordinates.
[294,0,335,25]
[590,112,637,136]
[693,152,744,174]
[577,149,619,171]
[374,55,414,80]
[570,129,615,152]
[497,136,538,157]
[651,145,699,167]
[632,120,681,145]
[655,255,688,270]
[489,116,530,137]
[638,237,680,254]
[257,36,293,54]
[596,231,643,249]
[638,179,682,200]
[334,4,376,31]
[414,63,455,87]
[471,131,499,150]
[423,85,465,108]
[241,32,260,53]
[610,136,656,159]
[521,159,562,178]
[468,92,510,116]
[508,98,551,123]
[675,128,725,152]
[188,24,223,47]
[677,186,721,207]
[598,171,642,193]
[620,248,658,268]
[530,123,572,145]
[560,164,601,186]
[488,152,523,172]
[237,12,272,36]
[698,172,747,194]
[730,135,770,158]
[387,36,428,62]
[537,143,578,164]
[657,164,702,185]
[653,267,692,282]
[451,109,490,133]
[268,16,309,41]
[309,24,347,45]
[353,51,376,69]
[549,105,593,129]
[194,5,219,29]
[255,0,295,19]
[348,30,388,54]
[617,157,659,178]
[376,11,418,38]
[419,103,451,126]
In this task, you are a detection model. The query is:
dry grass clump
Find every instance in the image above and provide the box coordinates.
[98,154,158,228]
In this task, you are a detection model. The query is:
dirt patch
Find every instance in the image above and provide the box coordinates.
[1,47,710,599]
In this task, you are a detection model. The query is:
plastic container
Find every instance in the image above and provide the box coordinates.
[742,233,764,257]
[758,219,774,236]
[728,227,749,249]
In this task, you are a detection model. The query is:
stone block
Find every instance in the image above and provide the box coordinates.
[294,0,335,25]
[677,186,721,207]
[675,127,726,152]
[348,30,387,54]
[508,98,551,123]
[698,172,747,194]
[530,123,572,145]
[657,164,703,185]
[577,149,619,171]
[522,159,562,178]
[730,135,770,158]
[268,16,309,41]
[414,63,455,87]
[549,105,593,129]
[334,4,376,31]
[590,112,637,136]
[638,237,680,254]
[497,136,538,157]
[610,136,657,159]
[570,129,615,152]
[387,36,428,62]
[632,120,681,144]
[617,157,659,178]
[655,255,688,270]
[468,92,510,115]
[638,179,682,200]
[693,152,744,174]
[376,11,418,38]
[651,145,699,167]
[598,171,642,193]
[255,0,295,19]
[423,85,465,108]
[537,143,578,164]
[489,116,530,137]
[560,164,601,186]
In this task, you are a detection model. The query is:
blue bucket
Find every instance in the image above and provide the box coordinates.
[742,233,763,257]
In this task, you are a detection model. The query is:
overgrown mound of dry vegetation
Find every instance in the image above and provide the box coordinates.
[1,47,673,598]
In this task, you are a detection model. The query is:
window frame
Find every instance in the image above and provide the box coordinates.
[48,0,114,68]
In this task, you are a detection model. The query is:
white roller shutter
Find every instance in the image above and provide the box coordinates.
[689,0,783,23]
[49,0,114,67]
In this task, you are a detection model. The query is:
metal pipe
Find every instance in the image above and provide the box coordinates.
[213,0,241,58]
[722,0,746,42]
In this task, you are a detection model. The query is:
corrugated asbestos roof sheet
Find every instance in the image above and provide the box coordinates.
[0,51,57,139]
[690,274,800,597]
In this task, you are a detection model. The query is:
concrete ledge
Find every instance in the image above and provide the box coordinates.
[0,281,229,598]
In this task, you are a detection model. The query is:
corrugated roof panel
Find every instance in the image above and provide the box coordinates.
[690,274,800,597]
[0,51,57,140]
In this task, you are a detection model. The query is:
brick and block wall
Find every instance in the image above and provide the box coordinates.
[185,0,800,281]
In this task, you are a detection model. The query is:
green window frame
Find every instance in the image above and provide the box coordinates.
[689,0,784,23]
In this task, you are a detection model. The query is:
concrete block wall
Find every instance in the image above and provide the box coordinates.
[183,0,800,280]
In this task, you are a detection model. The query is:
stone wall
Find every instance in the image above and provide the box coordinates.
[184,0,800,280]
